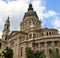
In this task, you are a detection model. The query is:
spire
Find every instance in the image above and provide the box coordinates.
[28,3,33,11]
[6,17,10,23]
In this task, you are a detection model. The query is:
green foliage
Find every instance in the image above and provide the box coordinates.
[2,47,13,58]
[25,47,45,58]
[25,47,34,58]
[50,50,60,58]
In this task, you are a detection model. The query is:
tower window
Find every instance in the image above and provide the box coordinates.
[5,36,7,40]
[6,25,8,29]
[7,26,8,29]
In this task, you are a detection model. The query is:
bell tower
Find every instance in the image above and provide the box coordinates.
[2,17,10,41]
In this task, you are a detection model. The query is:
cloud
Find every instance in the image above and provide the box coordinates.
[48,10,57,16]
[0,0,60,39]
[51,17,60,28]
[43,10,57,18]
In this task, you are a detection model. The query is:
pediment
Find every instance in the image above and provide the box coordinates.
[9,31,18,37]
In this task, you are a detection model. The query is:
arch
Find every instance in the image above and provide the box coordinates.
[49,49,52,54]
[56,48,59,54]
[46,32,48,35]
[42,49,45,54]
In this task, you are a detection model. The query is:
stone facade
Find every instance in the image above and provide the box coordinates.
[1,3,60,58]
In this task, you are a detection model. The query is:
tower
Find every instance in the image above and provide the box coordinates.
[20,3,42,31]
[2,17,10,50]
[2,17,10,41]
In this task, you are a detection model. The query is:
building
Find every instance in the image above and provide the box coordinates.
[1,3,60,58]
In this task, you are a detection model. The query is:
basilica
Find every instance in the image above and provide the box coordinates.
[0,3,60,58]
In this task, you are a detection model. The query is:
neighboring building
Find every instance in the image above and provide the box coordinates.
[1,3,60,58]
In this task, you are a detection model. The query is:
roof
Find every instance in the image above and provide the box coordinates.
[9,31,28,39]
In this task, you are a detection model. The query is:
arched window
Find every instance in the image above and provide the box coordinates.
[46,32,48,35]
[49,49,52,54]
[56,48,59,54]
[5,36,7,40]
[42,49,45,54]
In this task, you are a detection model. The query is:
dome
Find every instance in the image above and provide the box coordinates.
[23,3,38,19]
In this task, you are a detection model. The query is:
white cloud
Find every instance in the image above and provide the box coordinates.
[52,17,60,28]
[48,10,57,16]
[0,0,59,39]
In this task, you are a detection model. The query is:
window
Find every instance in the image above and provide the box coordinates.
[35,43,38,47]
[49,32,51,35]
[56,48,59,54]
[5,36,7,40]
[40,42,45,47]
[7,26,8,29]
[20,47,23,57]
[47,41,52,46]
[49,49,52,54]
[29,34,32,38]
[54,41,59,46]
[46,32,48,35]
[33,33,36,38]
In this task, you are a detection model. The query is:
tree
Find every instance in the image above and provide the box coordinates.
[25,47,45,58]
[2,47,13,58]
[50,50,60,58]
[25,47,34,58]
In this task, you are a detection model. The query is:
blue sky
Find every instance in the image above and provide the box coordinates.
[0,0,60,38]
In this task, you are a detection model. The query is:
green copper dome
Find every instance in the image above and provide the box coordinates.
[23,3,38,19]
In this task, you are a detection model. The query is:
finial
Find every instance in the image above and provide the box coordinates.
[28,3,33,11]
[6,16,10,23]
[8,16,9,19]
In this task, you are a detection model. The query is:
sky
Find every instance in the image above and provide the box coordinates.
[0,0,60,38]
